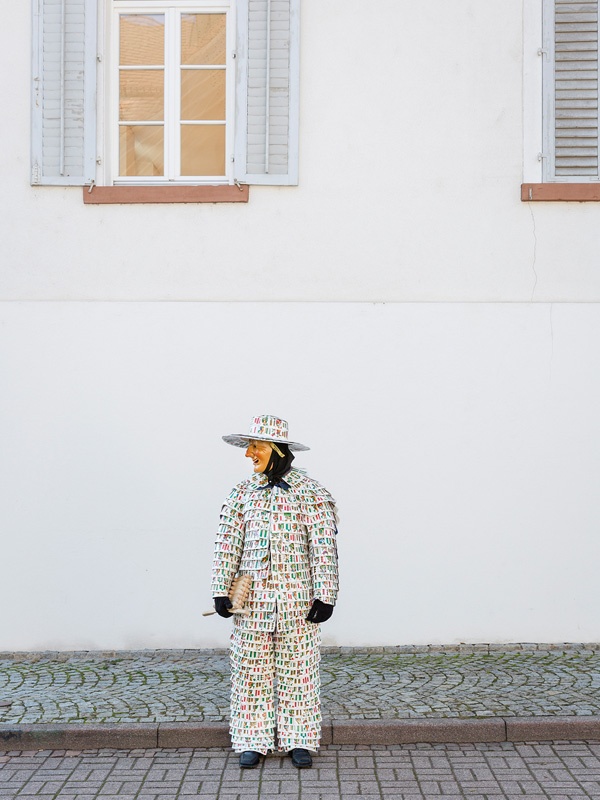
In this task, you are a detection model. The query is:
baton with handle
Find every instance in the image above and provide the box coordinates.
[202,574,252,617]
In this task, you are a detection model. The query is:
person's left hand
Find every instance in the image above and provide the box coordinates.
[306,599,334,623]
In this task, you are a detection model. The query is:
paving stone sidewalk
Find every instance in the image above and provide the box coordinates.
[1,646,599,725]
[2,742,600,800]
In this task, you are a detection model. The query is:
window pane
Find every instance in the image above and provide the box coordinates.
[181,70,225,120]
[119,125,164,176]
[120,70,164,121]
[181,14,225,65]
[181,125,225,175]
[120,15,164,66]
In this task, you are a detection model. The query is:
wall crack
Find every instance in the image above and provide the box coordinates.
[549,302,554,382]
[528,203,538,301]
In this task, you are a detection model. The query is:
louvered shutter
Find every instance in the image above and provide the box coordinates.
[31,0,97,186]
[543,0,599,180]
[234,0,299,185]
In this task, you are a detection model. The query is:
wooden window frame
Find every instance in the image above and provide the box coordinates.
[110,0,235,188]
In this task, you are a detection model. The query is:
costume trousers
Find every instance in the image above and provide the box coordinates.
[229,616,322,754]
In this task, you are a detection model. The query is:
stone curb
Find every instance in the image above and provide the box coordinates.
[332,718,506,745]
[505,716,600,742]
[0,724,158,751]
[1,717,599,751]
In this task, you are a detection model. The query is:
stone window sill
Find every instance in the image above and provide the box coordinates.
[521,183,600,202]
[83,184,249,204]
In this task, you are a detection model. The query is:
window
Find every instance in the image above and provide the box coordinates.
[114,3,234,183]
[523,0,600,199]
[31,0,299,195]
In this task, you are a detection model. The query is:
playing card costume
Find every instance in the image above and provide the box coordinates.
[211,415,339,756]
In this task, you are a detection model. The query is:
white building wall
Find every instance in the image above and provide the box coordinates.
[1,1,599,649]
[2,302,599,650]
[2,0,599,302]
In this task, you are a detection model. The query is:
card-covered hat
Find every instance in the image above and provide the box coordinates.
[223,414,310,452]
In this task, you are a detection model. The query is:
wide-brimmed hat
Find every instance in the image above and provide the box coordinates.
[222,414,310,452]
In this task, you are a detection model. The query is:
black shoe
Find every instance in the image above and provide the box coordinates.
[239,750,261,769]
[289,748,312,768]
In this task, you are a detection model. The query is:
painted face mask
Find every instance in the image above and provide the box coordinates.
[245,439,273,473]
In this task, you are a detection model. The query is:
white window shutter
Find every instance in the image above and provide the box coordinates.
[542,0,599,181]
[31,0,97,186]
[234,0,299,185]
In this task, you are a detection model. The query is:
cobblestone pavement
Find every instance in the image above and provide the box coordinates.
[1,742,599,799]
[0,647,598,725]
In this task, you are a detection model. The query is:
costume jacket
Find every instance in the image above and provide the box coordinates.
[211,467,339,631]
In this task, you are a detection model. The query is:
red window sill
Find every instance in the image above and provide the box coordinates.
[521,183,600,201]
[83,184,249,204]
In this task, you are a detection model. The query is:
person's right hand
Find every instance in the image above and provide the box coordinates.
[214,597,233,618]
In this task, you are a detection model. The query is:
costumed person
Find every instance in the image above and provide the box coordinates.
[210,414,339,769]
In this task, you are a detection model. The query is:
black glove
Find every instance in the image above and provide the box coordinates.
[214,596,233,618]
[306,599,334,624]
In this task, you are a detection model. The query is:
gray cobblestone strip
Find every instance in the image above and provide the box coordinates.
[0,649,598,725]
[1,742,599,800]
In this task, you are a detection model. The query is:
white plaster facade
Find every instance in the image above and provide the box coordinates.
[1,1,599,649]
